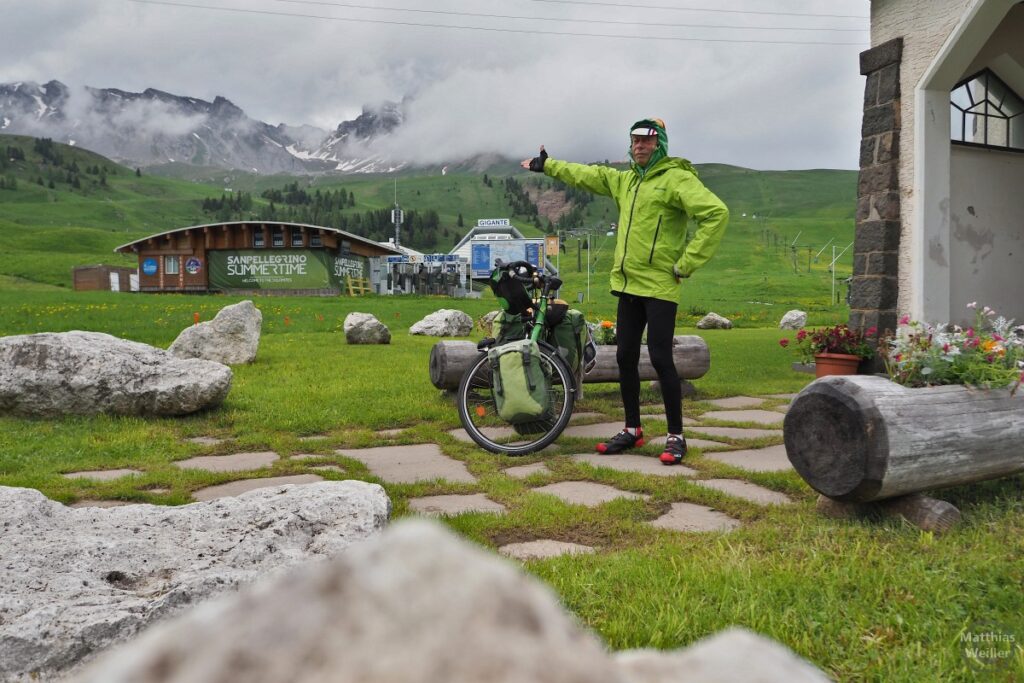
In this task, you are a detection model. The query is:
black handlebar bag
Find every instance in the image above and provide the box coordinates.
[488,267,533,315]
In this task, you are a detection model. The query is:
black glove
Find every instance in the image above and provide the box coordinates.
[528,147,548,172]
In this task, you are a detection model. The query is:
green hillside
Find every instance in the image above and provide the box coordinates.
[0,134,857,324]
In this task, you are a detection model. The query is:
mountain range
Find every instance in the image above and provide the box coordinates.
[0,80,407,175]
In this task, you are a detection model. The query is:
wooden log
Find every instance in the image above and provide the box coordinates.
[784,375,1024,503]
[428,335,710,392]
[815,493,961,534]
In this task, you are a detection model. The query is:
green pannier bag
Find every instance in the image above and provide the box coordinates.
[548,308,593,376]
[492,311,529,345]
[488,338,551,424]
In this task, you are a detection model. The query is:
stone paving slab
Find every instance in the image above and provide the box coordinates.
[297,434,330,442]
[689,426,783,440]
[703,444,793,473]
[568,412,607,424]
[447,428,560,454]
[375,428,405,438]
[569,453,696,477]
[705,396,766,409]
[290,453,335,461]
[502,462,550,479]
[499,540,596,560]
[408,493,507,517]
[636,415,702,426]
[765,393,798,400]
[63,468,142,481]
[184,436,228,446]
[691,479,792,505]
[773,404,790,413]
[648,502,741,532]
[309,465,347,474]
[531,481,649,507]
[192,474,324,502]
[173,451,280,473]
[647,436,731,451]
[336,444,477,484]
[701,410,785,426]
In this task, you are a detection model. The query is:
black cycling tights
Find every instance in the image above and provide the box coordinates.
[615,293,682,435]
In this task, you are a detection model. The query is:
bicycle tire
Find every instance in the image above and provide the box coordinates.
[456,343,576,456]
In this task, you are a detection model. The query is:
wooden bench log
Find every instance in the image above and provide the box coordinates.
[783,375,1024,503]
[429,335,710,392]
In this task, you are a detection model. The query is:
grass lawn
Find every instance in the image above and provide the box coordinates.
[1,288,1021,681]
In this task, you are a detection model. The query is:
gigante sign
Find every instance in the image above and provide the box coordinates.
[208,250,367,290]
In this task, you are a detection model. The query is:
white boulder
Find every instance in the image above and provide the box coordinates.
[409,309,474,337]
[343,312,391,344]
[779,310,807,330]
[70,520,829,683]
[696,312,733,330]
[0,331,231,417]
[0,482,390,682]
[169,300,262,364]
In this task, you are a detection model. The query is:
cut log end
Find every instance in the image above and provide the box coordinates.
[816,494,961,534]
[784,381,886,501]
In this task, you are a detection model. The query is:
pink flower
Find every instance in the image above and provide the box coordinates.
[966,328,975,338]
[899,315,910,325]
[866,326,878,337]
[796,330,807,341]
[942,343,950,352]
[779,339,790,348]
[967,301,978,309]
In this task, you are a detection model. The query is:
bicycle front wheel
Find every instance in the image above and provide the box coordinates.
[456,345,576,456]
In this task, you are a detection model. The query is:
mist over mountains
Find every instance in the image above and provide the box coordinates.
[0,80,414,175]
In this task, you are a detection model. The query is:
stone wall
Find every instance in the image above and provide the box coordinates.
[851,37,904,356]
[868,0,975,315]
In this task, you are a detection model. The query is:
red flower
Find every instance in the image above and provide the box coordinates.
[779,339,790,348]
[796,329,807,341]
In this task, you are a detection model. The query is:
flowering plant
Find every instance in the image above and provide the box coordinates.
[884,303,1024,393]
[591,319,617,345]
[780,324,876,364]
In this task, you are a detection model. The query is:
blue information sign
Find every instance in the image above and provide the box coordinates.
[142,258,158,275]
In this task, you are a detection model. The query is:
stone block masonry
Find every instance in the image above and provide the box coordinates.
[852,37,904,371]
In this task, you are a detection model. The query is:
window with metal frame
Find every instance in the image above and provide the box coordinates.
[310,232,322,247]
[951,69,1024,152]
[272,227,284,247]
[165,255,180,275]
[253,231,265,248]
[291,230,304,247]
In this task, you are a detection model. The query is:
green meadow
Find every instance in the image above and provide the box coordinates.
[1,136,1021,681]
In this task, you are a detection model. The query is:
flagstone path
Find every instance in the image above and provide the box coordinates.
[63,393,803,561]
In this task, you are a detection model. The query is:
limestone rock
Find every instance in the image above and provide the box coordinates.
[0,331,232,417]
[696,312,732,330]
[169,300,262,364]
[343,312,391,344]
[70,520,830,683]
[779,310,807,330]
[409,309,474,337]
[615,628,830,683]
[0,482,390,682]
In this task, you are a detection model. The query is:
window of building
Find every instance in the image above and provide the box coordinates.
[165,255,180,275]
[291,230,304,247]
[253,231,265,248]
[310,232,322,247]
[951,69,1024,151]
[340,239,352,255]
[272,227,284,247]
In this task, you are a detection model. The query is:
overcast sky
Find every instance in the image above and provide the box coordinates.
[1,0,871,170]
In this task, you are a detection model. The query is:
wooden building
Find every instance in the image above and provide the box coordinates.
[114,221,402,295]
[72,264,137,292]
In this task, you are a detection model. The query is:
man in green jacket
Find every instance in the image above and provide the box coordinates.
[522,118,728,464]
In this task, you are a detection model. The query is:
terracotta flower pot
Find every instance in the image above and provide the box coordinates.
[814,352,861,378]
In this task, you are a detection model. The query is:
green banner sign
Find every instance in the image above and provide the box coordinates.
[208,250,366,290]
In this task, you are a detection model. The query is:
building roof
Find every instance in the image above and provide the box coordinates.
[113,221,403,256]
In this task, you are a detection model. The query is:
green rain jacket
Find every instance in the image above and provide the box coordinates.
[543,155,729,303]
